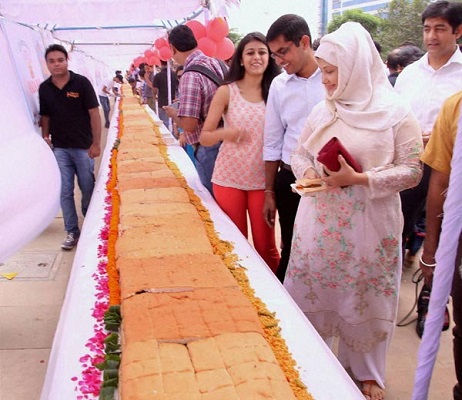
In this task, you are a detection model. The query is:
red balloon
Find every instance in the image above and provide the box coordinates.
[158,46,172,61]
[206,17,229,42]
[147,55,160,66]
[144,49,154,58]
[215,37,235,61]
[198,37,217,57]
[185,20,206,40]
[133,56,146,68]
[155,37,168,50]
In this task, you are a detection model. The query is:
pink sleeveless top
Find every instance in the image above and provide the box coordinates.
[211,83,266,190]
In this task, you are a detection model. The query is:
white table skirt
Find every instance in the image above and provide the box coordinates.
[41,105,363,400]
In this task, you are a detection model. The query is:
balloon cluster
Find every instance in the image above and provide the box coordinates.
[132,17,235,68]
[132,37,171,68]
[185,18,235,60]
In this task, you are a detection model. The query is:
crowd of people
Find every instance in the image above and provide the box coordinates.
[38,1,462,399]
[126,59,180,131]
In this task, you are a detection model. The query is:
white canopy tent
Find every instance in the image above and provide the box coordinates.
[0,0,238,262]
[0,2,366,399]
[0,0,239,68]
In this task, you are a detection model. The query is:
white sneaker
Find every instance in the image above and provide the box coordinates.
[61,232,78,250]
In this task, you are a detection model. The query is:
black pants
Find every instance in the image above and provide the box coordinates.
[453,236,462,400]
[274,167,300,283]
[400,164,431,254]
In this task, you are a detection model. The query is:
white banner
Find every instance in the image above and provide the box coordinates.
[0,25,60,262]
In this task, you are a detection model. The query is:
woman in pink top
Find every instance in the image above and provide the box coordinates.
[200,32,281,272]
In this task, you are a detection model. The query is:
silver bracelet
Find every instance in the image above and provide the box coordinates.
[419,255,436,268]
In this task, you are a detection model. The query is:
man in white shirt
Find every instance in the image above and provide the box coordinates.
[98,75,121,128]
[113,74,123,103]
[394,0,462,339]
[98,77,114,128]
[395,2,462,143]
[263,14,324,282]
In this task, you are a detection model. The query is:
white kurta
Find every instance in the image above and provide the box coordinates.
[285,106,423,353]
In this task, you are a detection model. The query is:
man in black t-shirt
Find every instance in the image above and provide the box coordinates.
[152,61,178,129]
[39,44,101,250]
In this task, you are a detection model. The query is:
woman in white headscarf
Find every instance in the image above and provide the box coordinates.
[284,22,423,399]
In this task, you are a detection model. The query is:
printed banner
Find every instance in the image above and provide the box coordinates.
[1,19,48,128]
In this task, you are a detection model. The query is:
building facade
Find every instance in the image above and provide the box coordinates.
[319,0,393,34]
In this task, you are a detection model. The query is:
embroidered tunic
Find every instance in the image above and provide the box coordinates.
[285,106,423,352]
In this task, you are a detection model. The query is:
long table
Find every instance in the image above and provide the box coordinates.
[41,105,363,399]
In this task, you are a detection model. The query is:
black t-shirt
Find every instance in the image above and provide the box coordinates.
[39,71,99,149]
[152,68,178,108]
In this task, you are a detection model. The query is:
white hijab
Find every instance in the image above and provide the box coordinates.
[314,22,409,132]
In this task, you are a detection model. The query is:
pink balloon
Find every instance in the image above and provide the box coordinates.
[185,20,206,40]
[144,49,154,58]
[134,56,145,68]
[147,55,160,66]
[215,37,235,61]
[206,17,229,42]
[158,46,172,61]
[198,37,217,57]
[155,37,168,50]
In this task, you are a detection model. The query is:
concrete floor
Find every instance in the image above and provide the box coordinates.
[0,117,456,399]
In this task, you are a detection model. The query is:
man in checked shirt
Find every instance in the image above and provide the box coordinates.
[164,25,226,195]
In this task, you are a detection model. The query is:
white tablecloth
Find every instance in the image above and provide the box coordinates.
[41,105,363,400]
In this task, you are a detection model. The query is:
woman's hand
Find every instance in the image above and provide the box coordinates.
[200,128,243,147]
[223,128,244,143]
[263,191,276,228]
[322,155,368,187]
[303,168,320,180]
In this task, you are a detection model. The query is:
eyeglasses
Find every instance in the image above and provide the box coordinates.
[270,43,294,60]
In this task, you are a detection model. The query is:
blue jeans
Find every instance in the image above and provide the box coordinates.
[194,143,220,195]
[99,95,110,125]
[147,97,156,112]
[158,108,170,130]
[53,148,95,235]
[185,144,196,165]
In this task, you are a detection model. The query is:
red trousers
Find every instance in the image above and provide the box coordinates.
[213,184,280,272]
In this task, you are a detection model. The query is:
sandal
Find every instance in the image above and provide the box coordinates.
[361,380,385,400]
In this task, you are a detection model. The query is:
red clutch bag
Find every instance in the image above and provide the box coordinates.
[316,137,362,173]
